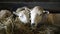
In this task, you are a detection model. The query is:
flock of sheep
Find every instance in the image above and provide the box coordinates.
[0,6,60,34]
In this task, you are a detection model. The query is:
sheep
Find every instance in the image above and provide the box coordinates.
[30,6,49,28]
[13,7,33,34]
[0,10,13,34]
[30,6,60,30]
[13,7,30,24]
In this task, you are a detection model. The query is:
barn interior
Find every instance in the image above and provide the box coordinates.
[0,0,60,34]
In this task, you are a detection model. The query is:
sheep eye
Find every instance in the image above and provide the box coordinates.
[20,15,23,17]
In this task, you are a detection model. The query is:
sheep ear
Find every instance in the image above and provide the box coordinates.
[45,11,49,14]
[13,12,19,16]
[43,10,49,14]
[25,7,31,12]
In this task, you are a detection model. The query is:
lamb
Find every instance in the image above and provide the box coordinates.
[30,6,49,27]
[30,6,60,29]
[13,7,30,24]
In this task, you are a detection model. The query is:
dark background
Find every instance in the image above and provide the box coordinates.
[0,0,60,2]
[0,0,60,13]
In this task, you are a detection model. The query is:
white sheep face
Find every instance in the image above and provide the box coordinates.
[18,10,30,23]
[30,6,43,26]
[13,8,30,24]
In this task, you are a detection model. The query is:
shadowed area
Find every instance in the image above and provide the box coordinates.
[0,2,60,13]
